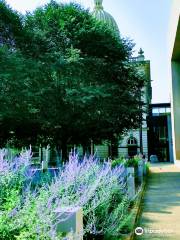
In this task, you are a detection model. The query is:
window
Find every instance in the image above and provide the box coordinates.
[159,108,166,114]
[165,107,171,113]
[152,108,159,115]
[127,137,137,145]
[127,137,138,157]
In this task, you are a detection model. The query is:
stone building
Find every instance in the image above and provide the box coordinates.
[92,0,119,37]
[118,50,152,158]
[92,0,152,159]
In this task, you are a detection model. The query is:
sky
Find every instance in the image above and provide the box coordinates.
[5,0,173,103]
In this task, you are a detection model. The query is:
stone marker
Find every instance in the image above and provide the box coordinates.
[41,145,50,171]
[143,159,147,175]
[55,207,83,240]
[127,167,135,200]
[41,160,48,171]
[150,155,158,163]
[138,160,143,183]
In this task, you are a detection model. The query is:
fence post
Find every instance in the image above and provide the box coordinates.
[55,207,83,240]
[127,167,135,200]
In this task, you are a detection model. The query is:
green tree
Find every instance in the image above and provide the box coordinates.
[0,0,23,48]
[0,1,145,158]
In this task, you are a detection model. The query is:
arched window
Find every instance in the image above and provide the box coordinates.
[127,137,138,157]
[127,137,137,146]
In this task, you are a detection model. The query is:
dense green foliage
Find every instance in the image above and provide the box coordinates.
[111,157,124,168]
[0,0,23,47]
[0,1,145,156]
[124,156,140,168]
[112,156,141,169]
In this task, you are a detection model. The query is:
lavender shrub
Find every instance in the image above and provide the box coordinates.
[15,152,130,238]
[0,149,131,239]
[52,152,130,237]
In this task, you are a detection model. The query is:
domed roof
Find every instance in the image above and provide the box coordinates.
[92,0,120,37]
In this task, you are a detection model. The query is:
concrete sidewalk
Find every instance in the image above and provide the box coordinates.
[135,163,180,240]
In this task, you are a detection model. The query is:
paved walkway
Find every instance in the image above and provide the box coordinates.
[135,163,180,240]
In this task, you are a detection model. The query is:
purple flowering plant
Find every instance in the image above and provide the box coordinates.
[0,149,131,239]
[15,152,130,238]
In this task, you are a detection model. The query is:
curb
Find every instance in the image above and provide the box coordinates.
[130,181,147,240]
[121,178,147,240]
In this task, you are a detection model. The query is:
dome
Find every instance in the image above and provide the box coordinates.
[92,0,120,37]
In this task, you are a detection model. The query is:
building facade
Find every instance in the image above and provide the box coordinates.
[169,0,180,165]
[93,0,120,37]
[118,50,152,158]
[92,0,152,159]
[147,103,174,163]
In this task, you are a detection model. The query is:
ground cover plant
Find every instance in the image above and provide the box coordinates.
[0,148,134,239]
[0,148,34,239]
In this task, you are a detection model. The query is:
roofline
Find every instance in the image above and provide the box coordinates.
[150,103,171,108]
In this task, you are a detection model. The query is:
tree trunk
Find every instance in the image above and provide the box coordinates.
[82,143,90,156]
[61,141,68,162]
[110,137,119,159]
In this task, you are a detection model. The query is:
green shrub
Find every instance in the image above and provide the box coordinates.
[112,156,142,169]
[111,158,124,168]
[124,156,141,168]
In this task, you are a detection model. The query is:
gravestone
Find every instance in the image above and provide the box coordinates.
[143,159,148,175]
[41,145,50,171]
[55,207,83,240]
[150,155,158,163]
[138,160,143,183]
[127,167,135,200]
